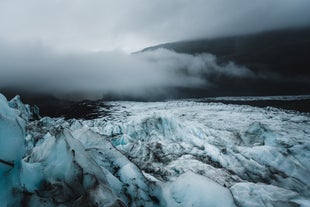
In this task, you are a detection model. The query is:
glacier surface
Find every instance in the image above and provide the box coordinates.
[0,94,309,207]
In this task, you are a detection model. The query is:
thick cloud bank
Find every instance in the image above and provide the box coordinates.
[0,43,253,99]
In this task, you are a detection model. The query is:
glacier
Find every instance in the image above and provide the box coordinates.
[0,93,309,207]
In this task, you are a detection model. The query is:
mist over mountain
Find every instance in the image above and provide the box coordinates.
[141,27,310,97]
[1,1,310,116]
[1,0,310,101]
[2,27,310,105]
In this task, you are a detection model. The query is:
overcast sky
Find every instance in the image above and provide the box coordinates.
[0,0,310,100]
[0,0,310,52]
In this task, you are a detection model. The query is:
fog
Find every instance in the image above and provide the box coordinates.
[1,1,309,99]
[0,42,254,99]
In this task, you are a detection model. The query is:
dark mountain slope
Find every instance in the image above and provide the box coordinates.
[142,27,310,78]
[141,27,310,97]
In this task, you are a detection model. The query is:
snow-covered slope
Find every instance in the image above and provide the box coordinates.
[1,94,309,206]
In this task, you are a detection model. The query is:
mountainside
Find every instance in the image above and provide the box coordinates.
[141,27,310,97]
[142,27,310,76]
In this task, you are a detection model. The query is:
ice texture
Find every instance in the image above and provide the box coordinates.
[231,182,310,207]
[1,93,310,206]
[0,94,26,206]
[8,95,39,121]
[22,129,124,206]
[80,101,310,206]
[0,94,125,207]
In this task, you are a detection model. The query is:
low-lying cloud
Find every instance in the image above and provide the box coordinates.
[0,42,254,100]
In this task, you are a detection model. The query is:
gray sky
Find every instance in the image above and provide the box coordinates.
[0,0,310,52]
[0,0,310,99]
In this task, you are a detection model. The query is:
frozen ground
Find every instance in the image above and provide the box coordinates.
[0,93,309,206]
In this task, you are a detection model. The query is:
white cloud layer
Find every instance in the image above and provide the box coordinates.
[0,42,253,99]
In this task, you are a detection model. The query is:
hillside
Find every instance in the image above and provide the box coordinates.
[141,27,310,97]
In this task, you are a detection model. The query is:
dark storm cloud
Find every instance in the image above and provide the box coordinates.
[0,42,253,99]
[0,0,309,52]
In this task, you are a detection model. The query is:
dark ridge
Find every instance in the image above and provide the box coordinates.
[51,99,113,120]
[141,27,310,77]
[1,90,112,120]
[140,27,310,98]
[2,89,310,118]
[0,159,14,168]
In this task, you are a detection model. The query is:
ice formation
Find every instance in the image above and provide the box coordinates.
[0,94,26,206]
[0,95,126,206]
[0,93,309,206]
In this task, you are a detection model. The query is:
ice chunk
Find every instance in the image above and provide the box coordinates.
[240,122,276,146]
[22,129,125,206]
[162,171,236,207]
[72,126,163,206]
[0,94,25,166]
[0,93,26,206]
[8,95,40,120]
